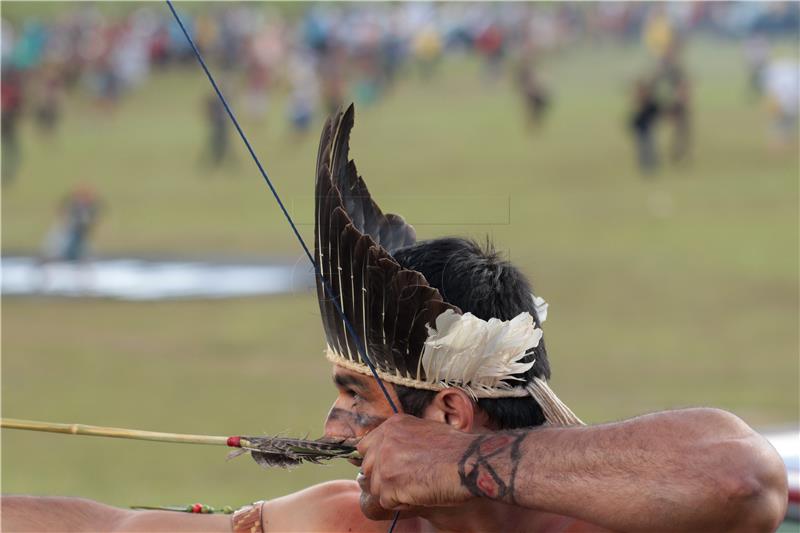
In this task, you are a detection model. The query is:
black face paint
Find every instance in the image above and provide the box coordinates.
[326,407,386,437]
[333,373,370,394]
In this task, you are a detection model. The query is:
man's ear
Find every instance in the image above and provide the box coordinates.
[422,389,477,431]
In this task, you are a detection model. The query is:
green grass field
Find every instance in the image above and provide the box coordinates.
[2,36,798,507]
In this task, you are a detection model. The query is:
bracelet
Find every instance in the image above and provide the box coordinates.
[231,500,265,533]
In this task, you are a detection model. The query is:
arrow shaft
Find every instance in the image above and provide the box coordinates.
[1,418,232,447]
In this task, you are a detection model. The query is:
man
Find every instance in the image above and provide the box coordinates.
[2,106,788,532]
[629,77,660,174]
[41,185,103,263]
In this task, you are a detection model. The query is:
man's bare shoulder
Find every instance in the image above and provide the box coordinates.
[264,480,411,533]
[263,482,612,533]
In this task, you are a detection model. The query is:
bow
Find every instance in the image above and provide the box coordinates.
[164,0,399,415]
[162,3,403,530]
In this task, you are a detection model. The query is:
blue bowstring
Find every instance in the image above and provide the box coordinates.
[163,2,398,413]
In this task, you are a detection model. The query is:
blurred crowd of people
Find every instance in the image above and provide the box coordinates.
[1,2,798,182]
[627,3,798,175]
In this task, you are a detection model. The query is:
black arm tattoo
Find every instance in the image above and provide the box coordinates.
[457,431,527,504]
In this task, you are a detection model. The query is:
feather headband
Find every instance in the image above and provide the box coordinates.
[314,105,582,424]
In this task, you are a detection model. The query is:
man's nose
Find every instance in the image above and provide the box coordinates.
[323,406,355,440]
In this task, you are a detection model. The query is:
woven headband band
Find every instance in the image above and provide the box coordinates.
[326,347,584,426]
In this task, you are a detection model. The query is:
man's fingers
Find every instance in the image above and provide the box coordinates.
[379,495,395,511]
[379,488,411,512]
[360,444,377,477]
[367,467,382,503]
[356,426,381,456]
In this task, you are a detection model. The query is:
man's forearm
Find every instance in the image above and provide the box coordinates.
[0,495,231,532]
[1,495,126,532]
[457,408,787,533]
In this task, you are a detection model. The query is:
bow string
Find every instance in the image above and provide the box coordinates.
[163,2,401,530]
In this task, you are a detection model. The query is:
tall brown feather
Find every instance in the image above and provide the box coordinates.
[314,104,460,381]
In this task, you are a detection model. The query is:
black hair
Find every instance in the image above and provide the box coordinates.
[392,237,549,429]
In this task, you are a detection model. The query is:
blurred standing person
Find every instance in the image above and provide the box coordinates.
[302,7,332,56]
[475,21,505,83]
[318,49,346,116]
[412,24,442,80]
[763,58,799,150]
[352,19,383,107]
[378,19,405,92]
[657,45,691,164]
[193,11,217,55]
[243,40,272,124]
[629,78,661,175]
[39,185,103,294]
[33,64,64,138]
[94,54,120,112]
[83,21,122,113]
[41,185,103,263]
[11,21,46,71]
[1,65,24,185]
[743,34,770,99]
[216,7,247,70]
[515,44,550,130]
[54,10,85,89]
[203,91,232,168]
[148,24,170,67]
[111,17,151,93]
[243,24,282,125]
[166,7,194,63]
[667,74,691,164]
[286,51,318,137]
[1,18,14,65]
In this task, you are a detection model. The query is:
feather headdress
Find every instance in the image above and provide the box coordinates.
[314,105,582,424]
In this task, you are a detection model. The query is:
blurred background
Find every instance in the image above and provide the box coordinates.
[2,0,798,512]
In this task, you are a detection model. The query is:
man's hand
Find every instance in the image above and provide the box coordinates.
[355,415,475,517]
[355,409,788,533]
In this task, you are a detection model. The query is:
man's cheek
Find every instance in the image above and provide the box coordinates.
[353,411,388,432]
[326,407,387,438]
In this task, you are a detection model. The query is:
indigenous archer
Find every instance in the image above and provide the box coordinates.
[1,106,788,533]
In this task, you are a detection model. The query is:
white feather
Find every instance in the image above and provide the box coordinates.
[420,310,541,391]
[532,294,548,323]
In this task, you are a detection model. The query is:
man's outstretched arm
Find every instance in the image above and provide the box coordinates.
[357,408,788,533]
[1,483,406,533]
[1,495,231,532]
